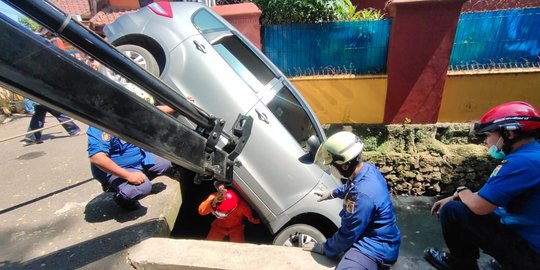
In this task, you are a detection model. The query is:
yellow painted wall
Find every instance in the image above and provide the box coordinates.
[291,75,387,124]
[291,70,540,124]
[439,70,540,122]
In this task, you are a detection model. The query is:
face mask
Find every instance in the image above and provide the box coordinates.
[332,158,359,179]
[330,166,344,179]
[488,145,506,159]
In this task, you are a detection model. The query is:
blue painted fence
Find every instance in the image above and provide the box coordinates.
[450,8,540,70]
[262,8,540,76]
[263,20,391,77]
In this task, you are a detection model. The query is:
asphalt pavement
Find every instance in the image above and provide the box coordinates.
[0,114,181,269]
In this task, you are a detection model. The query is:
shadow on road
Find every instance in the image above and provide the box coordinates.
[0,178,94,216]
[0,219,168,270]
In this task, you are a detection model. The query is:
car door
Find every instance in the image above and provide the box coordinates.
[233,81,327,216]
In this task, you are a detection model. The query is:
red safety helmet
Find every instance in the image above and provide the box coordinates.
[472,101,540,135]
[213,189,238,219]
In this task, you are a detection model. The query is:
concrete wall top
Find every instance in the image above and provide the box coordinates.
[212,2,261,17]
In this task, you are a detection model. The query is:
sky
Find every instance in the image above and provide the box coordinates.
[0,1,22,22]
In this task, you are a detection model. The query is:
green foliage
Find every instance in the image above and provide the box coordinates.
[354,8,384,20]
[17,16,40,32]
[334,0,385,21]
[253,0,342,25]
[253,0,384,25]
[335,0,357,21]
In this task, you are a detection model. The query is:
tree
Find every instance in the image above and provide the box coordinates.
[18,16,40,32]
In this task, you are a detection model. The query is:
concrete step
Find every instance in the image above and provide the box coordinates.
[129,238,335,270]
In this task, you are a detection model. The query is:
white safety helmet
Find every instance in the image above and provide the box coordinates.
[124,82,155,105]
[314,131,364,169]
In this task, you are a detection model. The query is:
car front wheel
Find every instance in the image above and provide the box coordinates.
[272,224,326,247]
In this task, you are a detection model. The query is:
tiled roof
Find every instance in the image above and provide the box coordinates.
[90,6,137,27]
[50,0,91,16]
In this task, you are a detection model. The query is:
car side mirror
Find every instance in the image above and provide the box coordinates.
[307,135,321,159]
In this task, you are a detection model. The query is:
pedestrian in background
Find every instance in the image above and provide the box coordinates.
[23,97,35,115]
[425,101,540,270]
[305,131,401,270]
[21,103,82,145]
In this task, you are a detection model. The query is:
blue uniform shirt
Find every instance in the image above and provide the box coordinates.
[478,141,540,253]
[325,163,401,264]
[87,126,154,181]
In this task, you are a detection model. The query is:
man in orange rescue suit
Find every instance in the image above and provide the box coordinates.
[198,185,260,243]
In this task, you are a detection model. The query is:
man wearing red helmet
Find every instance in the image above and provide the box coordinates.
[425,101,540,270]
[198,185,260,243]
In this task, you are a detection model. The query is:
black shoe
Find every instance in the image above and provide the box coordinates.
[101,183,113,192]
[424,247,479,270]
[20,137,43,145]
[425,247,452,270]
[113,193,140,211]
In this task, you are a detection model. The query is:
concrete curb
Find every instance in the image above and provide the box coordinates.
[128,238,337,270]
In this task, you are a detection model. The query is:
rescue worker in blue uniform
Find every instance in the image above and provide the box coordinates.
[305,131,401,270]
[425,101,540,270]
[87,86,174,211]
[87,127,172,210]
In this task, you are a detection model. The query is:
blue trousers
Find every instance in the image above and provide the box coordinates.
[26,104,81,140]
[335,248,384,270]
[440,200,540,270]
[106,154,172,201]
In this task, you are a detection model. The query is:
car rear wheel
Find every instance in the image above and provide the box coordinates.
[272,224,326,247]
[99,44,160,83]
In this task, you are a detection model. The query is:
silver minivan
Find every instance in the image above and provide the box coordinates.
[102,2,342,246]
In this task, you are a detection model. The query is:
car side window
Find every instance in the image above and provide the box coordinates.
[211,35,275,93]
[266,85,318,152]
[192,9,228,33]
[193,10,275,93]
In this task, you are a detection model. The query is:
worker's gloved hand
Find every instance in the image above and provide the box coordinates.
[314,190,334,202]
[212,185,227,208]
[302,241,325,255]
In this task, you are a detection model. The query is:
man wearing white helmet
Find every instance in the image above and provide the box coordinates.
[304,131,401,270]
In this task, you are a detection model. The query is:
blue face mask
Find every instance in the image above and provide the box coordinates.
[488,145,506,159]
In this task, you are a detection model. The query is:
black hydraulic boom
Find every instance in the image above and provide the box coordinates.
[0,0,252,183]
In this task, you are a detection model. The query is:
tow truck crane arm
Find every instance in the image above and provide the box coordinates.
[0,0,252,183]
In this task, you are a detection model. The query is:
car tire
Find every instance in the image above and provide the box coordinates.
[117,44,159,76]
[98,44,160,82]
[272,224,326,247]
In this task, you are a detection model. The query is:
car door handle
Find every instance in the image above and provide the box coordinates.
[255,108,269,124]
[193,40,206,53]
